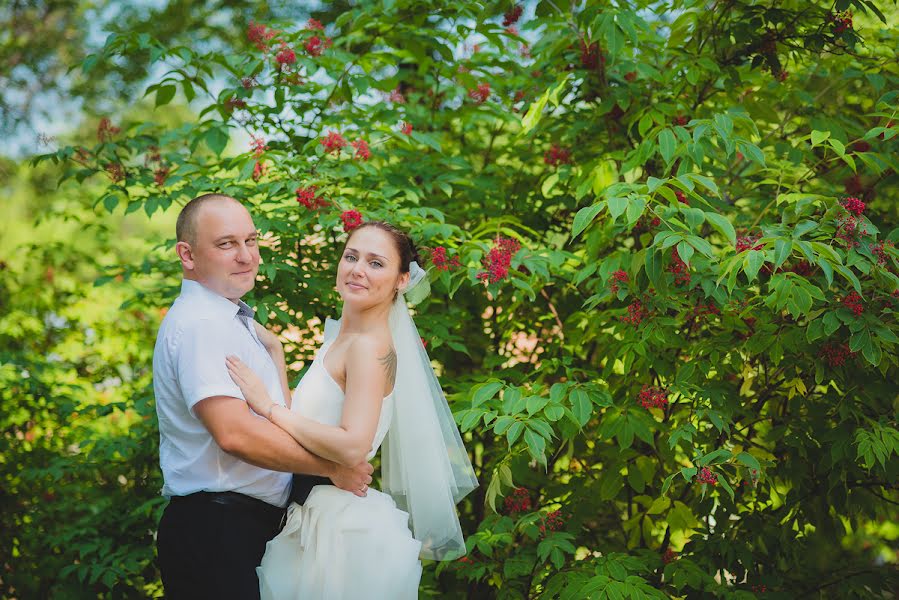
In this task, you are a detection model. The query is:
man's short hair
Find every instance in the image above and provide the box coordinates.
[176,193,237,245]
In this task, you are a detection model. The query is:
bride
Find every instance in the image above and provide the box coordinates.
[225,221,478,598]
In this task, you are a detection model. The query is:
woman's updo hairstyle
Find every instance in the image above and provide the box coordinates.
[349,221,422,274]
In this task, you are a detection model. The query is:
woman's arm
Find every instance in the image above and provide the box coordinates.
[252,321,292,408]
[226,335,393,467]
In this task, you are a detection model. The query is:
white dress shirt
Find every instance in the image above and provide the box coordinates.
[153,279,291,507]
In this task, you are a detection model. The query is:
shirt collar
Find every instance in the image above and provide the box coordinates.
[179,280,255,321]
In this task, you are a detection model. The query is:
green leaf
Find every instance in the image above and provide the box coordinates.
[735,452,761,472]
[205,127,229,156]
[571,389,592,426]
[472,381,503,408]
[658,128,676,164]
[811,129,830,146]
[572,203,604,239]
[705,212,736,245]
[155,84,177,107]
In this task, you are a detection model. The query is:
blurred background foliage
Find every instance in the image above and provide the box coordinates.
[3,0,899,598]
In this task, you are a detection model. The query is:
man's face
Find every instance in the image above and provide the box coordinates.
[181,199,260,301]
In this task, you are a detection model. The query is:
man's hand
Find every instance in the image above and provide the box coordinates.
[330,461,374,497]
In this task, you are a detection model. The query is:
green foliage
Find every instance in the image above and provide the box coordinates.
[10,0,899,597]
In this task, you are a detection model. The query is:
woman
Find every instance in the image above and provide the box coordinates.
[225,221,478,599]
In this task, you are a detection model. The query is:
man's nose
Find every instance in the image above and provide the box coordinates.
[236,243,252,263]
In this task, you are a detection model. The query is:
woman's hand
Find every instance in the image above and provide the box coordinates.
[226,355,274,417]
[252,321,283,354]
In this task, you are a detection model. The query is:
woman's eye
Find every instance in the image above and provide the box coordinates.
[370,261,383,268]
[345,254,357,262]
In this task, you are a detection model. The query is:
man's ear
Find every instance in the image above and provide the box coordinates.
[176,241,195,270]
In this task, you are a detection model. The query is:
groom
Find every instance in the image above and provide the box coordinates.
[153,193,373,599]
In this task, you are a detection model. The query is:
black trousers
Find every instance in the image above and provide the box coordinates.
[156,492,286,600]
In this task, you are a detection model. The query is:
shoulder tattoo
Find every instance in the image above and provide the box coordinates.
[379,347,397,389]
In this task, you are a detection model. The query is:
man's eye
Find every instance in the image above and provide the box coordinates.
[247,238,257,246]
[219,242,233,248]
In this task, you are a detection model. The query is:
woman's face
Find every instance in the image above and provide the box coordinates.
[337,227,409,310]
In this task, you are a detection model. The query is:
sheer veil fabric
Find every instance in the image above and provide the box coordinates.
[326,261,478,559]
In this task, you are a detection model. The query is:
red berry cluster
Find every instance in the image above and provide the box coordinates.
[579,40,603,70]
[306,18,324,31]
[503,487,532,514]
[503,4,523,27]
[835,213,866,247]
[153,165,170,187]
[621,299,648,326]
[241,76,258,90]
[306,35,333,57]
[609,269,628,293]
[831,10,853,34]
[675,190,689,204]
[477,237,521,283]
[340,210,363,233]
[662,548,678,564]
[544,144,572,167]
[696,467,718,485]
[869,240,894,266]
[250,135,268,157]
[321,130,349,155]
[97,118,120,142]
[692,301,720,318]
[624,71,637,82]
[351,138,371,161]
[819,342,855,367]
[105,162,125,182]
[669,248,691,285]
[539,510,563,534]
[841,196,865,216]
[388,88,406,104]
[751,584,769,593]
[841,291,864,316]
[247,21,278,51]
[144,145,168,186]
[224,97,247,113]
[275,43,296,67]
[637,384,669,410]
[252,161,267,182]
[457,555,474,565]
[673,115,689,127]
[632,215,661,233]
[741,468,760,487]
[296,186,328,210]
[468,82,491,104]
[736,234,764,253]
[431,246,462,271]
[400,121,413,135]
[786,260,814,276]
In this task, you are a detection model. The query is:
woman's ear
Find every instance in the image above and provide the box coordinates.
[396,271,411,292]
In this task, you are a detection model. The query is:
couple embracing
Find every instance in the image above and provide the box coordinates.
[153,193,477,599]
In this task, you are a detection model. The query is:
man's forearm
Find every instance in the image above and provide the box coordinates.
[223,410,334,477]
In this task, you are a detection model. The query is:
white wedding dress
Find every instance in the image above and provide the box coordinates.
[258,338,423,599]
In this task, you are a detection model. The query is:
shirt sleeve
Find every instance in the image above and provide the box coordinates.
[175,319,246,417]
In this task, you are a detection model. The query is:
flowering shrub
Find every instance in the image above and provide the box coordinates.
[22,1,899,598]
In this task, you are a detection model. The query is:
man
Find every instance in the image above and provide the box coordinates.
[153,193,373,599]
